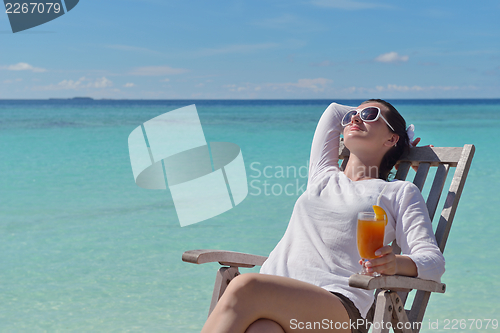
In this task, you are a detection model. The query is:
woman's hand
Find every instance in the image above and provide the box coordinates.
[359,246,397,275]
[394,137,435,172]
[410,137,433,148]
[358,246,419,277]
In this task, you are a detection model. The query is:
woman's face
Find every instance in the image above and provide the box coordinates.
[342,102,398,154]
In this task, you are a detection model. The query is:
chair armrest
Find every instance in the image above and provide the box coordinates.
[182,249,268,268]
[348,274,446,293]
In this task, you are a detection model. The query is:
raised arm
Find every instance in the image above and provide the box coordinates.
[308,103,353,183]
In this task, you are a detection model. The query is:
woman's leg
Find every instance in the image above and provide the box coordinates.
[245,318,285,333]
[201,273,351,333]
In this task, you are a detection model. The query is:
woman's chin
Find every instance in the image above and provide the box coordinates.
[343,134,365,147]
[344,136,376,154]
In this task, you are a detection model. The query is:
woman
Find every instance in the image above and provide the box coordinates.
[201,100,445,333]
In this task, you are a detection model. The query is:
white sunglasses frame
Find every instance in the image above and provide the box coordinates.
[341,106,395,132]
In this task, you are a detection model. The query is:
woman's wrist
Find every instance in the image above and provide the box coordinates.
[395,255,418,277]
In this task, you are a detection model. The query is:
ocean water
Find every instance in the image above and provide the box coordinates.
[0,99,499,332]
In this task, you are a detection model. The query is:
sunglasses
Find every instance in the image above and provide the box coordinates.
[341,106,395,132]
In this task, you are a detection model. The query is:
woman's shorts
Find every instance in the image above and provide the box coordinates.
[331,292,373,333]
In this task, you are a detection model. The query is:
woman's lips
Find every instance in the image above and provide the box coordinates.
[350,125,362,131]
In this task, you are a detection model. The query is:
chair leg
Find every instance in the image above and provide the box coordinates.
[372,291,394,333]
[389,292,413,333]
[208,266,240,317]
[372,290,415,333]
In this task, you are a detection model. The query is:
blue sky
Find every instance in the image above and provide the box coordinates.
[1,0,499,99]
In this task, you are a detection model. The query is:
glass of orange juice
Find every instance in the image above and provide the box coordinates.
[357,212,386,276]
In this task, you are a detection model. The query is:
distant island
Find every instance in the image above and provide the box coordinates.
[72,97,94,100]
[48,97,94,100]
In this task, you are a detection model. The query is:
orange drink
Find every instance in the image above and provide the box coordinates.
[357,213,386,259]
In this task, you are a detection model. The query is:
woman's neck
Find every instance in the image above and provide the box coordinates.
[343,153,383,181]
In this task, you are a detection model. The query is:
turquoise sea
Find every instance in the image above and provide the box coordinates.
[1,99,499,332]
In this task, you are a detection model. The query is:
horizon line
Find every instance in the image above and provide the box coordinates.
[1,97,500,101]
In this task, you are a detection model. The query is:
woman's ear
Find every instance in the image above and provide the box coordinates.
[385,134,399,147]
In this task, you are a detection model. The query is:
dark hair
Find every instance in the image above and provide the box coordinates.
[362,99,410,181]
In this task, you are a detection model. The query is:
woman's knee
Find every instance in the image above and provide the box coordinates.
[218,273,263,310]
[245,318,285,333]
[226,273,262,297]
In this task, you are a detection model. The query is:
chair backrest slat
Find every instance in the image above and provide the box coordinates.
[426,163,450,221]
[395,162,411,180]
[434,144,475,253]
[413,162,431,191]
[340,157,349,171]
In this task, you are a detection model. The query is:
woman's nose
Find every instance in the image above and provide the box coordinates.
[351,113,362,124]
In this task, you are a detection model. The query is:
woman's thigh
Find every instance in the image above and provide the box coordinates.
[218,273,351,333]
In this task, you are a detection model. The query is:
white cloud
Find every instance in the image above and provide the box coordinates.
[2,62,46,72]
[124,83,136,88]
[33,77,113,91]
[92,77,113,88]
[291,78,333,91]
[331,84,477,97]
[160,78,170,82]
[375,52,409,63]
[346,84,470,93]
[376,84,423,92]
[225,78,333,94]
[375,84,462,92]
[311,0,391,10]
[130,66,188,76]
[54,77,86,90]
[2,78,23,84]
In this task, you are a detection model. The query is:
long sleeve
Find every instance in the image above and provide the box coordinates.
[308,103,353,184]
[393,182,446,282]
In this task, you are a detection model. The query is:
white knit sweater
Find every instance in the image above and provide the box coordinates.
[260,103,445,318]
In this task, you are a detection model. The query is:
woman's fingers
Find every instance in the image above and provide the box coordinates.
[411,137,435,148]
[365,246,397,275]
[374,246,392,256]
[410,138,435,171]
[366,258,397,275]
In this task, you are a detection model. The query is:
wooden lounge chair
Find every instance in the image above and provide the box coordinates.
[182,143,475,333]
